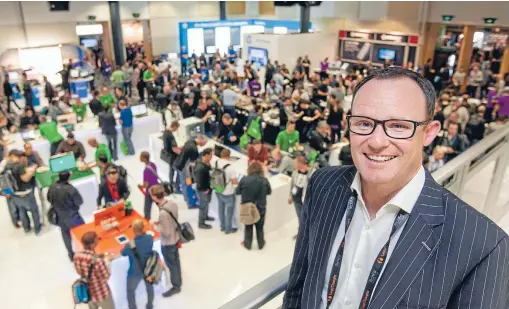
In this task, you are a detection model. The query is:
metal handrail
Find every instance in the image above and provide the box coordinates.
[217,123,509,309]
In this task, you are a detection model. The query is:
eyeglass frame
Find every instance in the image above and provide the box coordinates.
[346,115,431,140]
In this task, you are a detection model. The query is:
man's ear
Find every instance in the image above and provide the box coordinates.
[423,120,441,147]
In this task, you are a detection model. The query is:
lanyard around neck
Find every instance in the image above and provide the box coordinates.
[325,191,409,309]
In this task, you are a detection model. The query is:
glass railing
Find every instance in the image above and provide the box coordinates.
[217,123,509,309]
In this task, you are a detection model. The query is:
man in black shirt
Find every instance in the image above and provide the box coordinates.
[194,99,214,136]
[181,93,195,118]
[161,121,181,192]
[3,74,21,113]
[308,121,333,167]
[89,90,103,116]
[217,113,243,152]
[173,135,208,208]
[98,108,118,160]
[194,148,214,229]
[5,149,41,234]
[47,171,84,260]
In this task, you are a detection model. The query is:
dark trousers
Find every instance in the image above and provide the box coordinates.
[244,205,266,249]
[105,133,118,160]
[5,95,21,113]
[60,214,85,260]
[11,191,41,233]
[169,165,180,193]
[330,125,341,144]
[293,193,304,223]
[127,276,153,309]
[161,244,182,289]
[197,190,211,224]
[137,83,145,102]
[6,196,19,227]
[144,194,153,220]
[50,140,63,156]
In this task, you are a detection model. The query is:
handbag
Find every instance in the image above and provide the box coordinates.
[239,202,260,225]
[146,165,173,196]
[163,209,195,243]
[160,149,175,165]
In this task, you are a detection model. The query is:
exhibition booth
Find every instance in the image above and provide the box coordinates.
[179,19,309,56]
[338,30,420,68]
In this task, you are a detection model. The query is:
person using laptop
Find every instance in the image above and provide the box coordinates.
[119,100,135,156]
[57,132,87,161]
[71,97,87,122]
[87,137,112,172]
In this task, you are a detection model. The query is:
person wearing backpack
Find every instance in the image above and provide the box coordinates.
[213,149,238,234]
[194,148,215,229]
[150,185,182,298]
[121,219,154,309]
[73,231,114,309]
[47,171,85,261]
[1,150,21,229]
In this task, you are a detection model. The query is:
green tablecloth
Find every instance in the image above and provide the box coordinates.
[35,168,95,189]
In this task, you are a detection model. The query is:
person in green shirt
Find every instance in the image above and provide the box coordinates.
[87,137,112,172]
[71,97,87,122]
[38,116,64,155]
[275,121,300,153]
[111,65,125,88]
[99,87,116,110]
[143,66,155,83]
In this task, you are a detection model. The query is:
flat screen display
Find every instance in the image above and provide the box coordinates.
[49,153,76,173]
[205,46,216,54]
[378,48,396,61]
[81,38,98,48]
[247,47,268,68]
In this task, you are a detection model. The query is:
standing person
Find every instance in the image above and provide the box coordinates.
[5,149,41,234]
[149,185,182,297]
[194,148,214,229]
[136,62,146,103]
[38,115,64,156]
[73,231,115,309]
[47,171,85,261]
[287,153,314,238]
[99,87,116,111]
[23,143,44,168]
[139,151,159,220]
[121,220,154,309]
[173,135,208,208]
[118,100,135,155]
[122,61,133,97]
[98,107,118,161]
[236,162,271,250]
[215,149,238,234]
[43,75,54,106]
[3,74,21,113]
[161,121,181,192]
[71,97,87,122]
[89,90,103,116]
[283,67,509,309]
[21,72,33,109]
[110,65,125,89]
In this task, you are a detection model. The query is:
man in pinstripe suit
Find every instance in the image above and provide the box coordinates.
[283,67,509,309]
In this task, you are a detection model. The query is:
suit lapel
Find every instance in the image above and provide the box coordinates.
[368,170,445,309]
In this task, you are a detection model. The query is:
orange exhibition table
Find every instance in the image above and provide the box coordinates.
[71,202,160,258]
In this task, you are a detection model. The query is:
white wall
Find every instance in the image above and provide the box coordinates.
[427,1,509,26]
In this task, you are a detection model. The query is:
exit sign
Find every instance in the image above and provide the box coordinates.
[484,17,497,24]
[132,12,140,19]
[442,15,454,22]
[88,15,96,21]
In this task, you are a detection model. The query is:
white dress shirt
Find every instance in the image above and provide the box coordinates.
[321,166,425,309]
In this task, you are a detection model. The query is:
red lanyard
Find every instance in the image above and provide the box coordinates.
[326,191,409,309]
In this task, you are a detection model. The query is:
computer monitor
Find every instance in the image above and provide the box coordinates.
[378,48,396,61]
[130,103,148,117]
[49,153,76,173]
[20,130,36,141]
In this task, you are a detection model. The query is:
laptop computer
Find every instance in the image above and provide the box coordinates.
[49,153,76,173]
[20,130,36,141]
[130,103,148,118]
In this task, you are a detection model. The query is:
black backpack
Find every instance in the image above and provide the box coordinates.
[0,167,17,193]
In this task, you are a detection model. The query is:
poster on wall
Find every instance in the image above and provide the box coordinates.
[342,41,371,61]
[248,47,268,69]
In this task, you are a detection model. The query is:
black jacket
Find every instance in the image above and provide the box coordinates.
[194,160,211,191]
[89,98,103,116]
[98,110,117,135]
[97,178,130,206]
[235,174,271,207]
[173,140,199,171]
[47,180,83,228]
[308,131,330,154]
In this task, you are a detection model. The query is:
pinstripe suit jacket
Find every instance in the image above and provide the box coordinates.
[283,166,509,309]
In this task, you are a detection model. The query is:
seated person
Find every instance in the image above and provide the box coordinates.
[48,99,64,122]
[97,165,130,208]
[71,97,87,122]
[87,137,112,171]
[436,122,467,162]
[56,132,86,161]
[428,147,445,173]
[247,139,269,166]
[275,121,300,153]
[19,107,40,130]
[270,148,294,176]
[217,113,243,152]
[308,121,335,167]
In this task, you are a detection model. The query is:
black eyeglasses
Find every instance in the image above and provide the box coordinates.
[347,115,430,139]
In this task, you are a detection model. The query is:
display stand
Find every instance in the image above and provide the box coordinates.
[70,77,93,99]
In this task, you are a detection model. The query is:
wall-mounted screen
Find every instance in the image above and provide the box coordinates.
[378,48,396,61]
[205,46,217,54]
[248,47,268,68]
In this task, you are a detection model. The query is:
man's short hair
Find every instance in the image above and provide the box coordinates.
[170,120,180,129]
[98,154,109,164]
[317,121,329,129]
[132,219,145,234]
[352,67,436,120]
[149,185,165,200]
[67,132,75,139]
[202,148,213,157]
[59,171,71,182]
[220,149,231,158]
[81,231,98,249]
[222,113,232,122]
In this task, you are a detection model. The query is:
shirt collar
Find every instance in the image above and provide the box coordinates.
[350,165,425,216]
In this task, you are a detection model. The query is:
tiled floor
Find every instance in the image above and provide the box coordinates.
[1,153,508,309]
